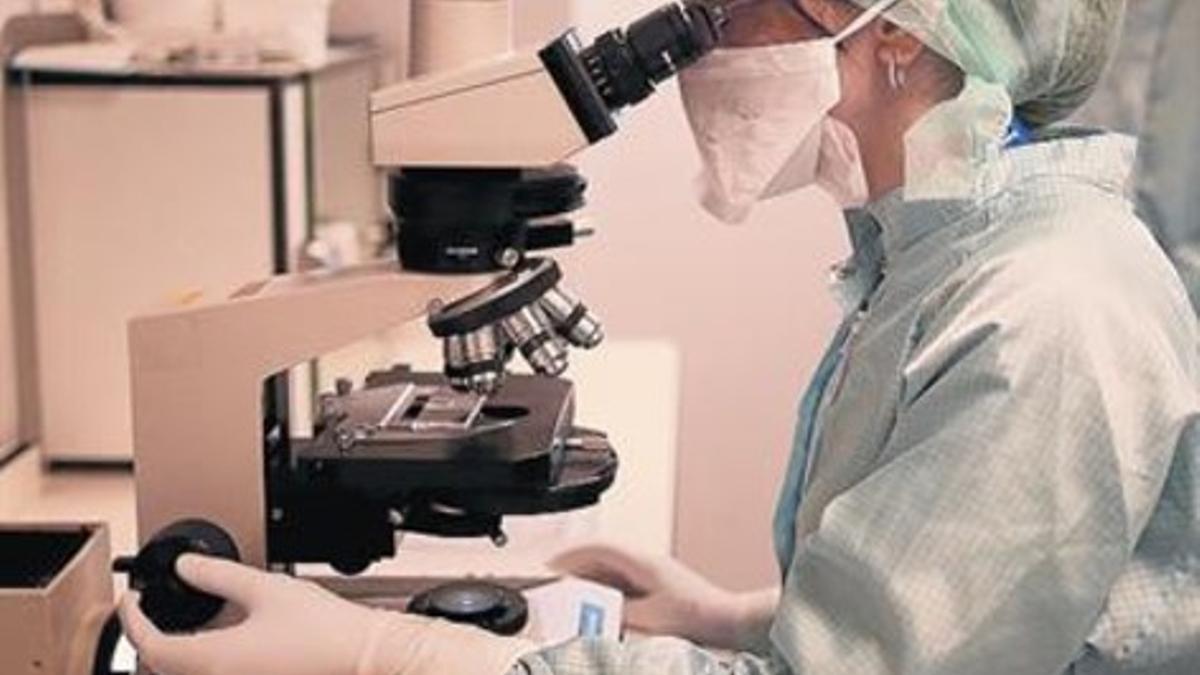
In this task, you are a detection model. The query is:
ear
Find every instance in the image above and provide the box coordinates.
[874,21,924,69]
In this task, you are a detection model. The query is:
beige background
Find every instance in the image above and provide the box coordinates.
[0,0,849,589]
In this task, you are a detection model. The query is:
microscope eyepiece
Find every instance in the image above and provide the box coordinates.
[580,0,728,111]
[535,0,728,145]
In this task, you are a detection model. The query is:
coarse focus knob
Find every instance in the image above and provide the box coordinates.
[112,519,240,634]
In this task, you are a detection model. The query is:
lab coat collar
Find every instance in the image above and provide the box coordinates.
[830,209,887,312]
[864,192,976,259]
[855,131,1137,261]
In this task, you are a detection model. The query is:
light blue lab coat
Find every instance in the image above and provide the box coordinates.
[516,131,1200,674]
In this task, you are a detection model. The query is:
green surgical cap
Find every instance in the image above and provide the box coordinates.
[849,0,1128,127]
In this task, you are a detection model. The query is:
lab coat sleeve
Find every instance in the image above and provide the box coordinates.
[512,636,786,675]
[768,242,1200,674]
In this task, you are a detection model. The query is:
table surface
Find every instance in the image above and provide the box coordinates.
[8,43,379,84]
[0,339,681,586]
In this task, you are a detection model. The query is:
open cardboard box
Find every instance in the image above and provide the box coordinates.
[0,523,118,675]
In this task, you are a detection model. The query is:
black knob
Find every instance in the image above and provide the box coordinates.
[407,580,529,636]
[112,519,240,634]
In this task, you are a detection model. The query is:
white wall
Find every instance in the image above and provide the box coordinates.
[329,0,573,83]
[330,0,411,81]
[334,0,850,589]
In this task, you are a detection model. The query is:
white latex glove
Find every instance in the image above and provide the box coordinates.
[119,554,533,675]
[550,543,779,652]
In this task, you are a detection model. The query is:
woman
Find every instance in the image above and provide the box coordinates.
[122,0,1200,673]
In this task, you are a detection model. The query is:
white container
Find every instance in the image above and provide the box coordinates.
[411,0,512,76]
[111,0,218,40]
[221,0,333,66]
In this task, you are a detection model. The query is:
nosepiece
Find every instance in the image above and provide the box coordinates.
[429,258,604,392]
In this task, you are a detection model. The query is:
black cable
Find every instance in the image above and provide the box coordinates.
[92,611,130,675]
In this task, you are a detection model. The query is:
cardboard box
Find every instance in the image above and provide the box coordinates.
[0,523,115,675]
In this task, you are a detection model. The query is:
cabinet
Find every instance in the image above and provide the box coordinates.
[11,47,381,463]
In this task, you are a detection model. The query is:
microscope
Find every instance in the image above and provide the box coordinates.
[119,0,731,635]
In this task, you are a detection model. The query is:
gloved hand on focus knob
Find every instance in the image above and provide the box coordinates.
[550,542,778,652]
[118,554,533,675]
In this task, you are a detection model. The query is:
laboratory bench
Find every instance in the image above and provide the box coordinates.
[0,340,682,584]
[8,44,380,86]
[0,341,677,670]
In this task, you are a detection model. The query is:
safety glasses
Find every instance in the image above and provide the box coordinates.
[719,0,832,47]
[719,0,887,48]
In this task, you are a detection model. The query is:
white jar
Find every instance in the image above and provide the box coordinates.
[110,0,219,41]
[221,0,333,66]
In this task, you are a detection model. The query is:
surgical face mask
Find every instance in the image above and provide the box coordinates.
[679,0,900,224]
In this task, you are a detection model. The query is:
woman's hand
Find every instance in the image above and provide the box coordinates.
[119,554,532,675]
[550,543,779,652]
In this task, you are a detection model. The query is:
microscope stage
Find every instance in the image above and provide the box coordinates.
[273,370,617,569]
[300,372,573,486]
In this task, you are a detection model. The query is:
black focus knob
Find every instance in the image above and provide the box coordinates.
[113,519,240,634]
[408,580,529,636]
